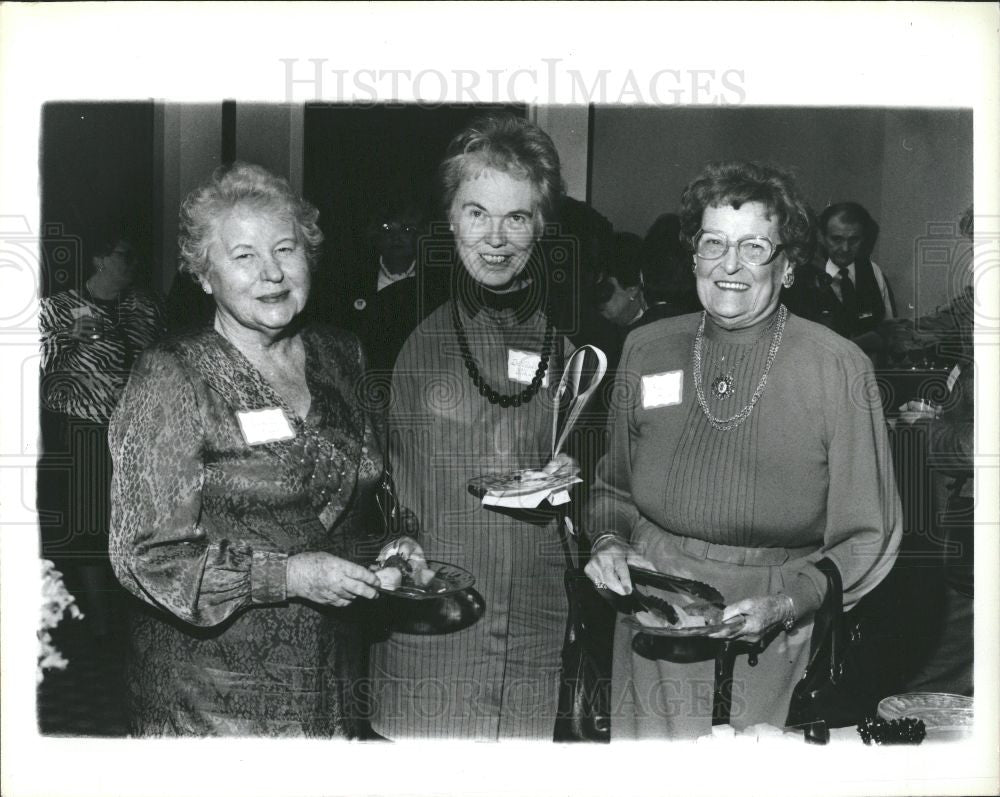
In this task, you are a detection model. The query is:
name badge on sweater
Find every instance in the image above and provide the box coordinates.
[508,349,549,387]
[237,408,295,445]
[642,370,683,408]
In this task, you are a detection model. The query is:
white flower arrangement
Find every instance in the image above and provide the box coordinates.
[38,559,83,683]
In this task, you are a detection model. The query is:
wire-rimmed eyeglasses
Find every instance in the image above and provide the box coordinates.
[693,229,785,267]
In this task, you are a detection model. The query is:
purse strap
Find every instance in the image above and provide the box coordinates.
[804,557,846,684]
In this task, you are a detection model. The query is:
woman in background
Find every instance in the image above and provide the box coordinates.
[38,229,164,634]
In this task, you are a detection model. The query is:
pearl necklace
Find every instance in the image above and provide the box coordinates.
[692,304,787,432]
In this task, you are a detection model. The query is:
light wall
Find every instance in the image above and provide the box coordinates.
[588,106,973,319]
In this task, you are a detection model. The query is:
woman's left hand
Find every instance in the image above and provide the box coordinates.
[708,595,789,642]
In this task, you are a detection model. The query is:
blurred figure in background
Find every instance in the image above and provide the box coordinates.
[593,232,647,330]
[639,212,702,322]
[785,202,894,338]
[38,227,165,635]
[884,205,975,696]
[346,197,449,376]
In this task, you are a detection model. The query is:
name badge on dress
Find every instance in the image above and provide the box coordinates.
[508,349,549,387]
[236,407,295,445]
[641,370,683,409]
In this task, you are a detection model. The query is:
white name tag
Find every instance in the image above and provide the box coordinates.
[641,370,683,409]
[236,408,295,445]
[508,349,549,387]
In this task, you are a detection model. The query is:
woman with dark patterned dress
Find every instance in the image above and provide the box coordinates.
[109,163,393,736]
[369,114,576,740]
[38,232,164,632]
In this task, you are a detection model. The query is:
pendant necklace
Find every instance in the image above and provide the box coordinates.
[692,304,787,432]
[706,309,782,400]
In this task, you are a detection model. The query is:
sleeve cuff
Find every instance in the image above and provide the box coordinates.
[250,550,289,604]
[783,568,825,618]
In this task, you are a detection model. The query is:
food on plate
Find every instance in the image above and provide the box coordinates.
[372,552,442,593]
[633,591,725,629]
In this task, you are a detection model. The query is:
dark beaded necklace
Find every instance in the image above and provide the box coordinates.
[451,299,554,408]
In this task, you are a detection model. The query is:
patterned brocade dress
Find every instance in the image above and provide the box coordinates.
[109,326,382,737]
[369,294,570,740]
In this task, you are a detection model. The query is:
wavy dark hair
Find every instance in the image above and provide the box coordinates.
[679,161,814,267]
[818,201,879,250]
[177,161,323,278]
[439,113,564,228]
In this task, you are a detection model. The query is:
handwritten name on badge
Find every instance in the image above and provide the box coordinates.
[641,371,683,409]
[237,408,295,446]
[508,349,549,388]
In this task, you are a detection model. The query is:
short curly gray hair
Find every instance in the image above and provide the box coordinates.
[177,161,323,278]
[439,113,564,228]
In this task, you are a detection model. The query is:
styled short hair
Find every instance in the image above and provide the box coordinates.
[818,201,879,247]
[679,161,814,267]
[177,161,323,278]
[439,113,564,227]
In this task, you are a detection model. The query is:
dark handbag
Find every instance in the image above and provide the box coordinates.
[553,532,612,742]
[786,557,865,743]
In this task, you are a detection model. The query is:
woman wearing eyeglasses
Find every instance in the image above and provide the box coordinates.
[584,161,902,738]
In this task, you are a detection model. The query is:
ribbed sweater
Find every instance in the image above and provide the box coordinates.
[587,309,902,614]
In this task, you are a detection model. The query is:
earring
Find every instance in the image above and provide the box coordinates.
[200,281,212,294]
[782,273,795,289]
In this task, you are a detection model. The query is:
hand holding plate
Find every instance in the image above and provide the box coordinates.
[584,537,655,596]
[709,595,786,641]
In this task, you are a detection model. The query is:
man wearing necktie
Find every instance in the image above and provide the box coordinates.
[784,202,895,339]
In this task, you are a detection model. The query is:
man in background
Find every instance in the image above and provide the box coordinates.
[786,202,894,338]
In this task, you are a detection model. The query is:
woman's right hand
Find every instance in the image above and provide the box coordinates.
[287,552,380,607]
[584,536,655,596]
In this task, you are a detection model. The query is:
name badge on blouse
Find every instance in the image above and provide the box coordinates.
[508,349,549,388]
[641,370,683,409]
[236,408,295,446]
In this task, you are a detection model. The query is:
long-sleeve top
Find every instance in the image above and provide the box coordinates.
[107,325,381,736]
[369,295,570,740]
[40,286,164,422]
[587,310,902,613]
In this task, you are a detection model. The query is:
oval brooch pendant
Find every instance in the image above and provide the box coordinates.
[711,374,734,400]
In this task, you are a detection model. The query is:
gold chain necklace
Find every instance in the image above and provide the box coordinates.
[692,305,787,432]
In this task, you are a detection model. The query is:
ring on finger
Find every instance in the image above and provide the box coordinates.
[595,582,608,590]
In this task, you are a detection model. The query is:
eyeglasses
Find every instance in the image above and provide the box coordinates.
[693,229,785,267]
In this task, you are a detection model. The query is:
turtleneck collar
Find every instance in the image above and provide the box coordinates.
[453,263,546,324]
[703,305,784,344]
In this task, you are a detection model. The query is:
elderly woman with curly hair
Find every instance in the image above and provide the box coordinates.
[584,161,902,738]
[109,162,391,737]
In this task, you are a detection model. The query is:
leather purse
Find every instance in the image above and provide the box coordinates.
[553,539,612,742]
[785,557,865,743]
